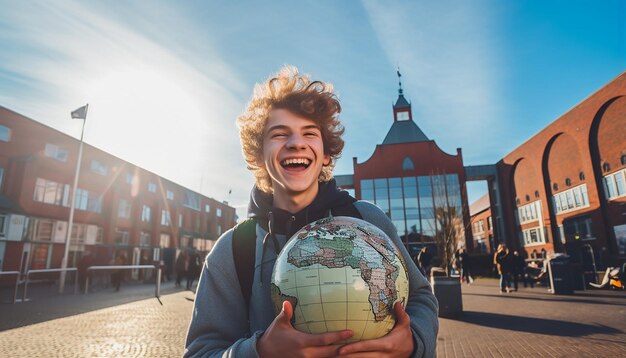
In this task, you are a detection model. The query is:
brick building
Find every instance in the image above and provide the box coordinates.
[0,106,236,277]
[337,78,472,257]
[495,72,626,265]
[469,194,494,253]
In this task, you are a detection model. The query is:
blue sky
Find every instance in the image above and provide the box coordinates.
[0,1,624,220]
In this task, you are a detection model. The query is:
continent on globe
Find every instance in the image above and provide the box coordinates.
[287,219,401,321]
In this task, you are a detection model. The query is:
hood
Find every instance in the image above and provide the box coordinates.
[247,179,358,238]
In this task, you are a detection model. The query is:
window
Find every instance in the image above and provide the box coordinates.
[178,213,183,227]
[184,190,200,211]
[166,190,174,200]
[565,178,571,187]
[44,144,68,162]
[553,184,589,214]
[216,208,222,217]
[118,199,131,218]
[488,216,493,231]
[518,201,540,224]
[534,190,540,198]
[125,173,134,185]
[0,167,4,190]
[205,204,210,213]
[90,160,108,175]
[148,182,157,193]
[161,210,171,226]
[141,205,152,222]
[621,154,626,166]
[33,219,54,241]
[563,216,595,241]
[603,169,626,200]
[159,233,170,248]
[525,194,530,202]
[115,229,130,245]
[603,162,611,173]
[95,227,104,244]
[522,227,545,246]
[402,157,414,171]
[33,178,68,206]
[70,223,87,244]
[217,225,222,236]
[0,125,11,142]
[73,188,102,213]
[397,111,410,121]
[552,183,558,191]
[579,171,585,180]
[0,214,6,236]
[139,232,151,247]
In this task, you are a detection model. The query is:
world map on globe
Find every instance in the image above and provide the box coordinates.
[271,216,409,342]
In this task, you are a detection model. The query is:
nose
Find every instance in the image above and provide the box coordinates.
[286,133,306,150]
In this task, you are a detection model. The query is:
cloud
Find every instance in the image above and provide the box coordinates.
[362,1,508,162]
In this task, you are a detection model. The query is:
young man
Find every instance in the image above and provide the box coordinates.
[184,66,438,357]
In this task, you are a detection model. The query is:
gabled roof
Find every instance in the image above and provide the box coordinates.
[382,119,429,144]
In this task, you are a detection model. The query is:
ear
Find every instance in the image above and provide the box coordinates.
[322,154,331,166]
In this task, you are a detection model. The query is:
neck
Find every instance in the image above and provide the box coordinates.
[272,182,319,213]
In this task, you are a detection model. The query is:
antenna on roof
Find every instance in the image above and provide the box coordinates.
[397,67,403,95]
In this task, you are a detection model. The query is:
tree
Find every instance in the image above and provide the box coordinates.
[428,173,468,275]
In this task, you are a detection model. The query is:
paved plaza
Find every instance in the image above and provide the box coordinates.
[0,278,624,357]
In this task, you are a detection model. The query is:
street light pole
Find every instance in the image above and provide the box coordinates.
[59,104,88,293]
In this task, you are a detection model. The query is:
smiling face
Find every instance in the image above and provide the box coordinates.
[259,109,330,211]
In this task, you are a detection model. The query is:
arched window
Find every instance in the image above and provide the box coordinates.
[553,183,558,191]
[602,162,611,173]
[402,157,414,171]
[534,190,540,198]
[565,178,571,186]
[579,171,585,180]
[621,154,626,166]
[525,194,530,202]
[515,198,520,205]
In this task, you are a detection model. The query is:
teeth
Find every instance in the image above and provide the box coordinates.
[282,158,311,166]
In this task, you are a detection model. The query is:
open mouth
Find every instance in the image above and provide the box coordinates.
[281,158,311,170]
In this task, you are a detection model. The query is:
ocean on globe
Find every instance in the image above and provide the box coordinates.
[270,216,409,343]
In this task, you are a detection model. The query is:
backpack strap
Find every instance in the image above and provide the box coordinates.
[232,218,257,318]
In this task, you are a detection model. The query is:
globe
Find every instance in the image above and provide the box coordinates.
[270,216,409,343]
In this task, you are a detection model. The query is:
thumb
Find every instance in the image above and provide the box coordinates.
[394,301,410,325]
[280,300,294,323]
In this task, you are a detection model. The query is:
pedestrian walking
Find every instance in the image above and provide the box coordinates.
[417,246,432,277]
[494,244,512,293]
[175,251,187,288]
[111,251,127,292]
[77,251,94,293]
[512,250,527,291]
[186,251,200,290]
[458,248,473,284]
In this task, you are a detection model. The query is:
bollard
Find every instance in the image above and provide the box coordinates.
[156,268,161,298]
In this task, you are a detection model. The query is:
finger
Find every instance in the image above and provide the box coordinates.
[309,329,353,346]
[394,301,410,325]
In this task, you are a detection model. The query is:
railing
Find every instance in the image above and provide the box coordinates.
[0,271,21,304]
[86,265,161,299]
[23,268,78,302]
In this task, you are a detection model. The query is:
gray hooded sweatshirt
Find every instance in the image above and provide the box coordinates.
[184,180,438,357]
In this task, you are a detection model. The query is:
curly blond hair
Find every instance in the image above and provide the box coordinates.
[237,66,345,193]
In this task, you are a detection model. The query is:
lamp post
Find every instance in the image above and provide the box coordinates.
[59,104,88,293]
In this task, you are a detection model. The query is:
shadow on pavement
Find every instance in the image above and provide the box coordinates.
[463,292,626,307]
[456,311,622,337]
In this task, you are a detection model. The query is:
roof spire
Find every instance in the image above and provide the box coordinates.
[397,67,403,95]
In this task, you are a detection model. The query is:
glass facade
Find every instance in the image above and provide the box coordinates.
[360,173,464,241]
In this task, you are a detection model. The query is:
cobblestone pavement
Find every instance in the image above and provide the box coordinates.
[0,278,624,357]
[438,279,626,358]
